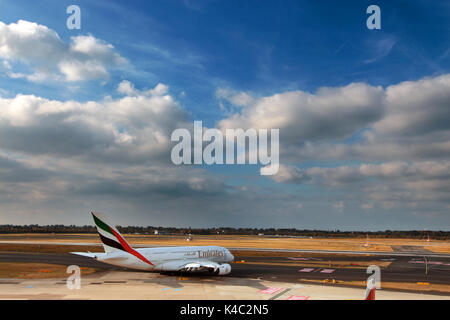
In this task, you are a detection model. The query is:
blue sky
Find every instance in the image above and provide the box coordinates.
[2,0,449,118]
[0,1,449,230]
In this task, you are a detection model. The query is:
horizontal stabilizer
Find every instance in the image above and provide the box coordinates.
[70,252,98,258]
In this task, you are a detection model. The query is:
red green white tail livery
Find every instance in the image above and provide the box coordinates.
[91,212,154,266]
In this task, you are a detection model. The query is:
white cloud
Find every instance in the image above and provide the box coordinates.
[1,22,449,228]
[270,161,450,211]
[117,80,168,97]
[218,82,385,144]
[0,20,126,82]
[237,74,450,164]
[216,88,254,107]
[0,82,188,163]
[0,78,237,225]
[221,73,450,217]
[117,80,138,96]
[275,161,450,186]
[373,74,450,137]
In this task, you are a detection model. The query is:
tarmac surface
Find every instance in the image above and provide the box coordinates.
[231,254,450,287]
[0,236,449,299]
[1,268,448,300]
[0,251,449,297]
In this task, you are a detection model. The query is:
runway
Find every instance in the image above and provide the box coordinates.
[0,251,449,295]
[1,240,449,257]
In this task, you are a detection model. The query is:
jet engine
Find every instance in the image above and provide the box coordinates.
[216,263,231,275]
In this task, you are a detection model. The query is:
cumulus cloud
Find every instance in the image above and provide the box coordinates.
[216,88,254,107]
[218,82,385,144]
[117,80,168,97]
[0,153,52,183]
[0,20,126,82]
[218,74,450,164]
[218,73,450,220]
[271,161,450,185]
[0,80,236,225]
[67,165,228,198]
[0,82,189,163]
[1,30,449,228]
[270,161,450,212]
[374,74,450,137]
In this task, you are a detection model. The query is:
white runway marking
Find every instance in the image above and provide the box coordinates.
[287,295,309,300]
[320,269,335,274]
[259,287,283,294]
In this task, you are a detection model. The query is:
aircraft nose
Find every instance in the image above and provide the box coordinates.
[228,250,234,261]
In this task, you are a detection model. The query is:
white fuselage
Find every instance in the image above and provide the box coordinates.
[94,245,234,272]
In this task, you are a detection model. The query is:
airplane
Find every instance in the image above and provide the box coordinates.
[71,212,234,275]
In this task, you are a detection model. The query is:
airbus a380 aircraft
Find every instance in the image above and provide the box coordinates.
[71,212,234,275]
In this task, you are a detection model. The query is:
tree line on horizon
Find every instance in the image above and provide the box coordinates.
[0,224,449,239]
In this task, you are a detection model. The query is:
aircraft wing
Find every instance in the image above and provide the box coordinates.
[159,260,221,272]
[182,261,221,272]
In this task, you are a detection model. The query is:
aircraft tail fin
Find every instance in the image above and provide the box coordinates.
[91,211,134,254]
[90,211,154,266]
